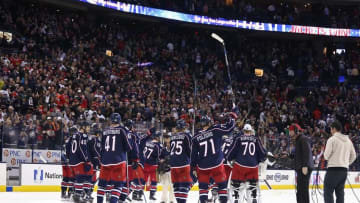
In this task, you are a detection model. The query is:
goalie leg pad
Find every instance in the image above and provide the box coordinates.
[231,180,246,201]
[247,179,260,203]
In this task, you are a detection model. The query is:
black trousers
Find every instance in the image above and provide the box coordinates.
[324,168,347,203]
[296,169,312,203]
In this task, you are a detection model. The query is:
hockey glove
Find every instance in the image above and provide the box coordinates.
[131,160,139,170]
[84,162,92,172]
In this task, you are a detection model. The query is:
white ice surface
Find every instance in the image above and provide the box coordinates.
[1,190,360,203]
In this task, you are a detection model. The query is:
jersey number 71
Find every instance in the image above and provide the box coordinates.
[199,138,215,157]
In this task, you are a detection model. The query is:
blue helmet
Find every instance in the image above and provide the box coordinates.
[147,127,156,136]
[91,123,100,134]
[176,119,187,130]
[124,119,134,130]
[110,113,121,124]
[199,116,211,128]
[69,126,78,135]
[153,132,161,138]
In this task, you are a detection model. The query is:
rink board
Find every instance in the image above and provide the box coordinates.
[0,164,359,192]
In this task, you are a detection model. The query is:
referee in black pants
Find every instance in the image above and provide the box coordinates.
[323,121,357,203]
[289,123,314,203]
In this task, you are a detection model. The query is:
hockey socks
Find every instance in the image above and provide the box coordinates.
[173,183,191,203]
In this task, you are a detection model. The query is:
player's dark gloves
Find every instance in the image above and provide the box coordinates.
[132,161,139,170]
[84,162,92,172]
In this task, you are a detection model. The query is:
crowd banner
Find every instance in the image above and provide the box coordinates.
[77,0,360,38]
[2,148,33,167]
[2,148,61,168]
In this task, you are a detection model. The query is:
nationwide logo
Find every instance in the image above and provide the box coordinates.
[266,173,289,182]
[33,167,62,183]
[34,168,44,183]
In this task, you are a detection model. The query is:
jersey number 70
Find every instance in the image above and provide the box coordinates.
[242,142,255,156]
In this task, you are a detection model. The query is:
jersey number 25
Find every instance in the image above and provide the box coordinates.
[170,141,183,155]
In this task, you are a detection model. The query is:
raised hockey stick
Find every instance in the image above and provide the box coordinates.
[211,33,235,106]
[192,74,197,137]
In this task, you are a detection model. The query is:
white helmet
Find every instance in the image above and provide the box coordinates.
[243,124,253,131]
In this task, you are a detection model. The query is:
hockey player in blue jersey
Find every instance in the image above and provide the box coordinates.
[191,112,237,203]
[61,134,75,201]
[66,126,93,203]
[143,131,166,201]
[87,123,101,200]
[169,119,193,203]
[226,124,267,203]
[118,119,142,203]
[96,113,135,203]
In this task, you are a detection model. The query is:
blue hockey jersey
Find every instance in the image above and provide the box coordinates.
[226,134,267,167]
[169,132,192,168]
[61,136,70,165]
[191,119,235,169]
[138,133,152,167]
[222,134,235,163]
[127,131,140,163]
[143,139,165,166]
[100,126,132,166]
[66,132,89,166]
[87,135,101,168]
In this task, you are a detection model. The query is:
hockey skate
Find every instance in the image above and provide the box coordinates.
[72,193,81,203]
[149,193,156,203]
[207,189,218,203]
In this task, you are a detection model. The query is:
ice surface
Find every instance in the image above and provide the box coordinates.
[1,190,359,203]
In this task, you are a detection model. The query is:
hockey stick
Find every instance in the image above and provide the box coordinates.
[211,33,235,106]
[263,180,272,190]
[134,167,147,203]
[192,74,197,136]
